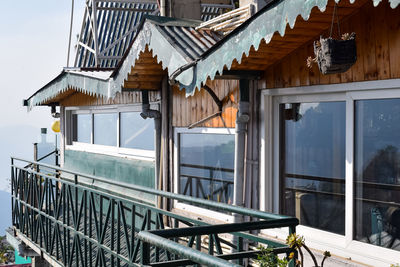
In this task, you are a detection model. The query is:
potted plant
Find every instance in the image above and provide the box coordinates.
[307,32,357,75]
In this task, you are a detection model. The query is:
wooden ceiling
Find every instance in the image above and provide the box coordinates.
[229,0,369,71]
[122,47,167,91]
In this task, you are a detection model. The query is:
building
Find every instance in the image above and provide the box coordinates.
[8,0,400,266]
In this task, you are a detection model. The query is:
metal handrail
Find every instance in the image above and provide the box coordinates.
[11,157,298,266]
[138,219,298,266]
[138,232,242,267]
[23,149,59,168]
[12,157,291,221]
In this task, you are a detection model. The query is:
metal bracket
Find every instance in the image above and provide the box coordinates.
[202,85,223,112]
[187,85,224,129]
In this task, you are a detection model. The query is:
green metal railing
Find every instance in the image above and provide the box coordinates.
[11,157,298,266]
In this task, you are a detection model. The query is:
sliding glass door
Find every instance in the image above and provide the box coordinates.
[279,101,346,235]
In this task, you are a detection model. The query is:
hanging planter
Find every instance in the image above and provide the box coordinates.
[310,33,357,74]
[307,4,357,75]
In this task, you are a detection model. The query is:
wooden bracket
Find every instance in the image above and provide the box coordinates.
[214,70,263,80]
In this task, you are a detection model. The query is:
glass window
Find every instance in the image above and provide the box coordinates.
[355,99,400,251]
[280,102,346,235]
[72,114,92,143]
[120,112,154,150]
[179,133,234,204]
[93,113,118,146]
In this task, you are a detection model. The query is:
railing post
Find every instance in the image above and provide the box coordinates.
[237,236,243,265]
[11,158,14,227]
[208,234,214,256]
[33,143,38,162]
[141,241,150,265]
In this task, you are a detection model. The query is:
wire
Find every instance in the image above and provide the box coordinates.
[67,0,75,67]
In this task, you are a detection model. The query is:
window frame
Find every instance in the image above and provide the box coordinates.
[65,104,158,161]
[260,79,400,265]
[173,127,235,223]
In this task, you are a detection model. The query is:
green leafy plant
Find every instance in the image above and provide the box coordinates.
[256,234,331,267]
[286,234,330,267]
[390,264,400,267]
[255,245,289,267]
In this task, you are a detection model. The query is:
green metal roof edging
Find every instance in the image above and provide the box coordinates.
[111,16,199,93]
[27,15,199,110]
[27,0,400,105]
[27,70,112,110]
[174,0,400,95]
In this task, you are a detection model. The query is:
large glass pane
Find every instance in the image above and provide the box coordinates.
[73,114,92,143]
[179,133,234,204]
[93,113,117,146]
[280,102,346,235]
[120,112,154,150]
[355,99,400,251]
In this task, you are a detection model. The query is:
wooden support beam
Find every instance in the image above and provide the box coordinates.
[122,82,161,91]
[214,70,263,80]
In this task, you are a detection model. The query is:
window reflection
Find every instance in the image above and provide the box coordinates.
[355,99,400,251]
[120,112,154,150]
[93,113,117,146]
[179,133,234,204]
[280,102,346,235]
[73,114,92,143]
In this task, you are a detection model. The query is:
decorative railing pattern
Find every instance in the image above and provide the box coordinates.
[179,163,234,204]
[11,157,298,267]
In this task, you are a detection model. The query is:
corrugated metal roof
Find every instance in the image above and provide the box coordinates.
[26,69,112,110]
[174,0,400,95]
[26,16,223,108]
[75,1,233,69]
[111,15,223,92]
[75,2,159,68]
[154,24,223,61]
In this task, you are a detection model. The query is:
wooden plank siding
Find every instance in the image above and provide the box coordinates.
[172,80,239,128]
[60,90,160,107]
[262,1,400,89]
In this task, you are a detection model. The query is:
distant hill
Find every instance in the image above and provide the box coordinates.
[0,190,11,235]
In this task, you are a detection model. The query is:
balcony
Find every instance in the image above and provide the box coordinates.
[10,157,298,267]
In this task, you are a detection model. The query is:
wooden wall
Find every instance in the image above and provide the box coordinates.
[60,90,161,107]
[263,0,400,89]
[172,80,239,128]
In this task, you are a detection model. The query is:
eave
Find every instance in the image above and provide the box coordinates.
[174,0,400,95]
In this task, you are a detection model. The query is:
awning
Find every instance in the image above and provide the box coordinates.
[26,69,112,110]
[174,0,400,95]
[26,15,222,109]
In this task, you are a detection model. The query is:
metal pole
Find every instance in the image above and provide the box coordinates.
[67,0,75,67]
[160,0,167,16]
[91,0,100,67]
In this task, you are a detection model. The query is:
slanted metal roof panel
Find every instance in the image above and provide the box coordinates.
[174,0,400,95]
[111,15,223,92]
[26,69,113,110]
[75,1,233,69]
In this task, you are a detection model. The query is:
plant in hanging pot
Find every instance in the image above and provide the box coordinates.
[307,32,357,75]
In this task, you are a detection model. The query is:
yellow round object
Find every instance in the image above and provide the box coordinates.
[51,120,60,133]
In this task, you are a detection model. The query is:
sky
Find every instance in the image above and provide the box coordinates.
[0,1,85,232]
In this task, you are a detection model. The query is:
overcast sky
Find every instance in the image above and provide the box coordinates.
[0,0,85,191]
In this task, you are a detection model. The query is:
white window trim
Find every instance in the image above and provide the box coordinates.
[260,79,400,266]
[65,104,158,161]
[173,127,235,223]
